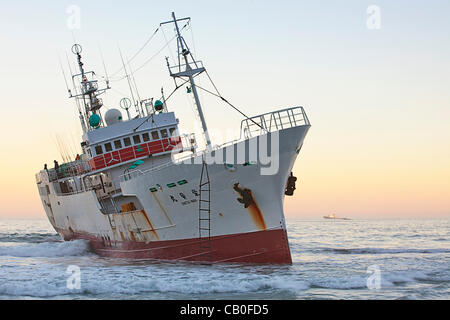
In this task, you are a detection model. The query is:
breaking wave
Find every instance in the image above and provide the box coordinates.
[0,219,448,299]
[84,276,310,296]
[1,266,447,298]
[0,232,61,243]
[0,240,91,258]
[0,272,311,298]
[311,270,431,290]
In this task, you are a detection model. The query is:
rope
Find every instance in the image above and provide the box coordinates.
[192,78,265,131]
[164,78,190,103]
[109,34,178,83]
[161,26,176,66]
[132,78,190,133]
[132,34,177,74]
[111,22,191,82]
[133,22,190,75]
[110,27,160,78]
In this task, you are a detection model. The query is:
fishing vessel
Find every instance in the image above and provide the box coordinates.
[35,12,310,264]
[323,213,350,220]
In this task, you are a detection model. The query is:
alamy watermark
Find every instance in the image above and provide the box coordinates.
[66,265,81,290]
[170,128,282,176]
[366,5,381,30]
[366,265,381,290]
[66,5,81,31]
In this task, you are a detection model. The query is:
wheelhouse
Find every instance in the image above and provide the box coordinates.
[85,112,183,171]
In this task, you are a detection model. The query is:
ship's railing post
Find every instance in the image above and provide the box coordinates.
[291,109,297,126]
[261,115,268,132]
[287,110,293,127]
[278,112,283,130]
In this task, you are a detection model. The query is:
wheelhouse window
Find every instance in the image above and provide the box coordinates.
[142,132,150,142]
[104,142,113,152]
[169,127,177,136]
[114,140,122,149]
[160,129,168,138]
[124,137,132,147]
[133,135,141,144]
[151,131,160,140]
[95,145,103,155]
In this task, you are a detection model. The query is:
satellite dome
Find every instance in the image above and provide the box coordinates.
[104,109,123,126]
[89,113,101,128]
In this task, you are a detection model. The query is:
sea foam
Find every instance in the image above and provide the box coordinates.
[0,240,91,258]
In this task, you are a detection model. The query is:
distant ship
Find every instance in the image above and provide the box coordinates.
[323,213,350,220]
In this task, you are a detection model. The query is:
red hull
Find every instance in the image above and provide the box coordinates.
[57,228,292,264]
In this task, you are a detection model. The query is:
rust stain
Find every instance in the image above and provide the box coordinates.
[121,202,137,212]
[129,230,137,242]
[141,209,160,240]
[119,231,125,241]
[247,190,267,230]
[233,183,267,230]
[151,193,174,225]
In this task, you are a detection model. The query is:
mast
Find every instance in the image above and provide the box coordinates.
[68,44,110,133]
[161,12,212,151]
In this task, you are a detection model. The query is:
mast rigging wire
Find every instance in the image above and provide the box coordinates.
[59,56,71,96]
[108,34,175,82]
[161,26,177,66]
[110,27,160,78]
[109,22,189,82]
[163,78,190,103]
[193,72,265,131]
[132,77,190,133]
[130,32,178,75]
[118,46,138,114]
[98,42,110,83]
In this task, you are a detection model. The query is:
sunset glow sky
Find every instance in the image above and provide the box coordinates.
[0,0,449,219]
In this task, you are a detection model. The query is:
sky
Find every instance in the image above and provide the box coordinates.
[0,0,449,219]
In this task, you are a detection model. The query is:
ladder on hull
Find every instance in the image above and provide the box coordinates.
[198,160,212,263]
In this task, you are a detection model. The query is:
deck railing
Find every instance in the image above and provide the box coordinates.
[169,61,205,75]
[41,160,91,183]
[240,106,310,139]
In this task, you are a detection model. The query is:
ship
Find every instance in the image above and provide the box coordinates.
[35,12,310,264]
[323,213,350,220]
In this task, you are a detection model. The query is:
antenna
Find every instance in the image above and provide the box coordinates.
[71,44,86,91]
[130,67,145,116]
[119,46,140,117]
[66,52,87,134]
[120,97,132,120]
[67,43,110,132]
[59,56,71,97]
[161,87,168,111]
[98,42,110,90]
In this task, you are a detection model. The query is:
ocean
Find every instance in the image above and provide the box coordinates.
[0,218,448,300]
